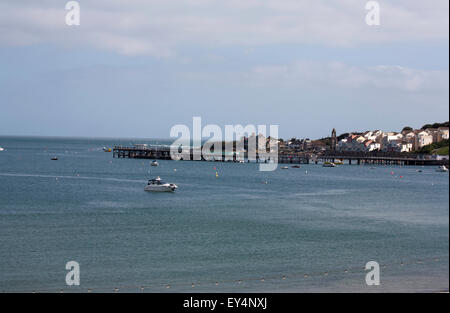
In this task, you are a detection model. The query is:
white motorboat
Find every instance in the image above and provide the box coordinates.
[281,166,289,169]
[144,177,178,192]
[323,162,337,167]
[0,147,4,152]
[436,165,448,172]
[151,160,159,166]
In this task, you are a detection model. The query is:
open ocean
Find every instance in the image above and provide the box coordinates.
[0,136,448,293]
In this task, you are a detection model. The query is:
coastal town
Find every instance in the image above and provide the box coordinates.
[112,121,449,167]
[280,122,449,155]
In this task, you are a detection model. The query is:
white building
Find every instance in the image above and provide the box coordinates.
[438,127,449,141]
[416,131,433,149]
[367,142,381,152]
[380,132,403,150]
[403,132,417,149]
[400,142,413,152]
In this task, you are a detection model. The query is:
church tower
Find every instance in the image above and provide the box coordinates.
[331,128,337,151]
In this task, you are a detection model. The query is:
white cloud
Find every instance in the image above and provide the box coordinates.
[251,61,449,92]
[0,0,448,56]
[179,60,449,92]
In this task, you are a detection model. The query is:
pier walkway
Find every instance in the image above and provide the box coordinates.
[319,151,449,166]
[113,146,448,166]
[113,145,311,164]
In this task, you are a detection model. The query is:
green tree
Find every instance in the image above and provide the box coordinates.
[421,121,449,130]
[402,126,413,133]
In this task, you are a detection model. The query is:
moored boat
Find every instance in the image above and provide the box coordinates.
[436,165,448,172]
[323,162,337,167]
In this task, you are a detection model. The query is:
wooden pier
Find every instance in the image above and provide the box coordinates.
[113,146,310,164]
[113,146,172,159]
[113,146,448,166]
[318,151,449,166]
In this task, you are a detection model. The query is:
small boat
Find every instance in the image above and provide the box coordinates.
[436,165,448,172]
[144,177,178,192]
[151,160,159,166]
[334,161,344,165]
[238,160,245,163]
[292,165,301,168]
[416,169,423,173]
[51,157,58,161]
[0,147,4,152]
[281,166,289,169]
[102,147,112,152]
[323,162,337,167]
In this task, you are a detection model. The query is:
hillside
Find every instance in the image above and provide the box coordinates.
[421,121,449,130]
[434,146,449,156]
[417,139,449,154]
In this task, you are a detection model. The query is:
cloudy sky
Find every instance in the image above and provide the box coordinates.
[0,0,448,138]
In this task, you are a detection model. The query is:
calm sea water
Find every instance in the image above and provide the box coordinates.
[0,136,448,292]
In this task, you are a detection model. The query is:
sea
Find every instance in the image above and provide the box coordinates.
[0,136,448,293]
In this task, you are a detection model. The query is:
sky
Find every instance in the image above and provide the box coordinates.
[0,0,448,139]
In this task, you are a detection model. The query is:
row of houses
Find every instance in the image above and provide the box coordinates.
[337,127,449,153]
[279,138,328,153]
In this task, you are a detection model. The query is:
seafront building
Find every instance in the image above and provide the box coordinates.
[336,127,449,153]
